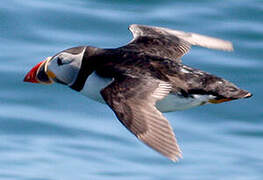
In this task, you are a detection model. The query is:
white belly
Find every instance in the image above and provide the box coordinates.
[156,94,214,112]
[80,72,214,112]
[80,72,113,103]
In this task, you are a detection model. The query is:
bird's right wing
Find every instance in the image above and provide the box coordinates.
[121,24,233,62]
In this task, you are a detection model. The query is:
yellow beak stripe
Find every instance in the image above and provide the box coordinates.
[46,70,56,79]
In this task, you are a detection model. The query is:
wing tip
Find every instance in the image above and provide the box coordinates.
[129,24,140,31]
[169,151,183,162]
[224,41,234,52]
[128,24,235,52]
[128,24,143,39]
[128,24,134,30]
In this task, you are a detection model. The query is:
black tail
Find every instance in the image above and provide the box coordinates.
[208,79,252,103]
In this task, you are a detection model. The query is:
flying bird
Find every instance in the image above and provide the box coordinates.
[24,24,252,161]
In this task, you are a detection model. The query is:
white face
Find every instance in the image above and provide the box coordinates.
[46,47,86,85]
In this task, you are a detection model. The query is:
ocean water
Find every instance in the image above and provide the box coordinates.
[0,0,262,179]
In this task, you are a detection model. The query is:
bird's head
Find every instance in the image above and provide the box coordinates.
[24,46,86,86]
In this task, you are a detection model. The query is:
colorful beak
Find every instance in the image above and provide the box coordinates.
[24,61,46,83]
[24,57,54,84]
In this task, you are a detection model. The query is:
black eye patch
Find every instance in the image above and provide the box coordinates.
[57,57,63,66]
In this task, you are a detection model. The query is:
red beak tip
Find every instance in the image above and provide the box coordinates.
[23,74,37,83]
[23,75,32,82]
[24,60,46,83]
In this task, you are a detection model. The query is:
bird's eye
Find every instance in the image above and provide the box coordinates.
[57,57,63,66]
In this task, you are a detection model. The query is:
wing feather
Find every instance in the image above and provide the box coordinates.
[101,77,182,161]
[122,24,233,62]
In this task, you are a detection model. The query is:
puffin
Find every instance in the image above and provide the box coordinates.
[24,24,252,161]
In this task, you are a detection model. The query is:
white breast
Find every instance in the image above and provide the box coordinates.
[80,72,113,103]
[80,72,214,112]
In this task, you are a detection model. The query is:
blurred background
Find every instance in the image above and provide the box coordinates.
[0,0,262,179]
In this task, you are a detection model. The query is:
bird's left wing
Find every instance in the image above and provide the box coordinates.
[100,76,182,161]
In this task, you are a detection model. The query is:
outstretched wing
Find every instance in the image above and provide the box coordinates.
[101,76,182,161]
[121,24,233,62]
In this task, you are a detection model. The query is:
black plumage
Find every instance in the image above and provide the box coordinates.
[65,24,251,161]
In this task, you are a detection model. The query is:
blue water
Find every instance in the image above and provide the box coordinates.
[1,0,262,179]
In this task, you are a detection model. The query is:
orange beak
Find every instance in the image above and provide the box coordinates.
[24,60,46,83]
[24,57,55,84]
